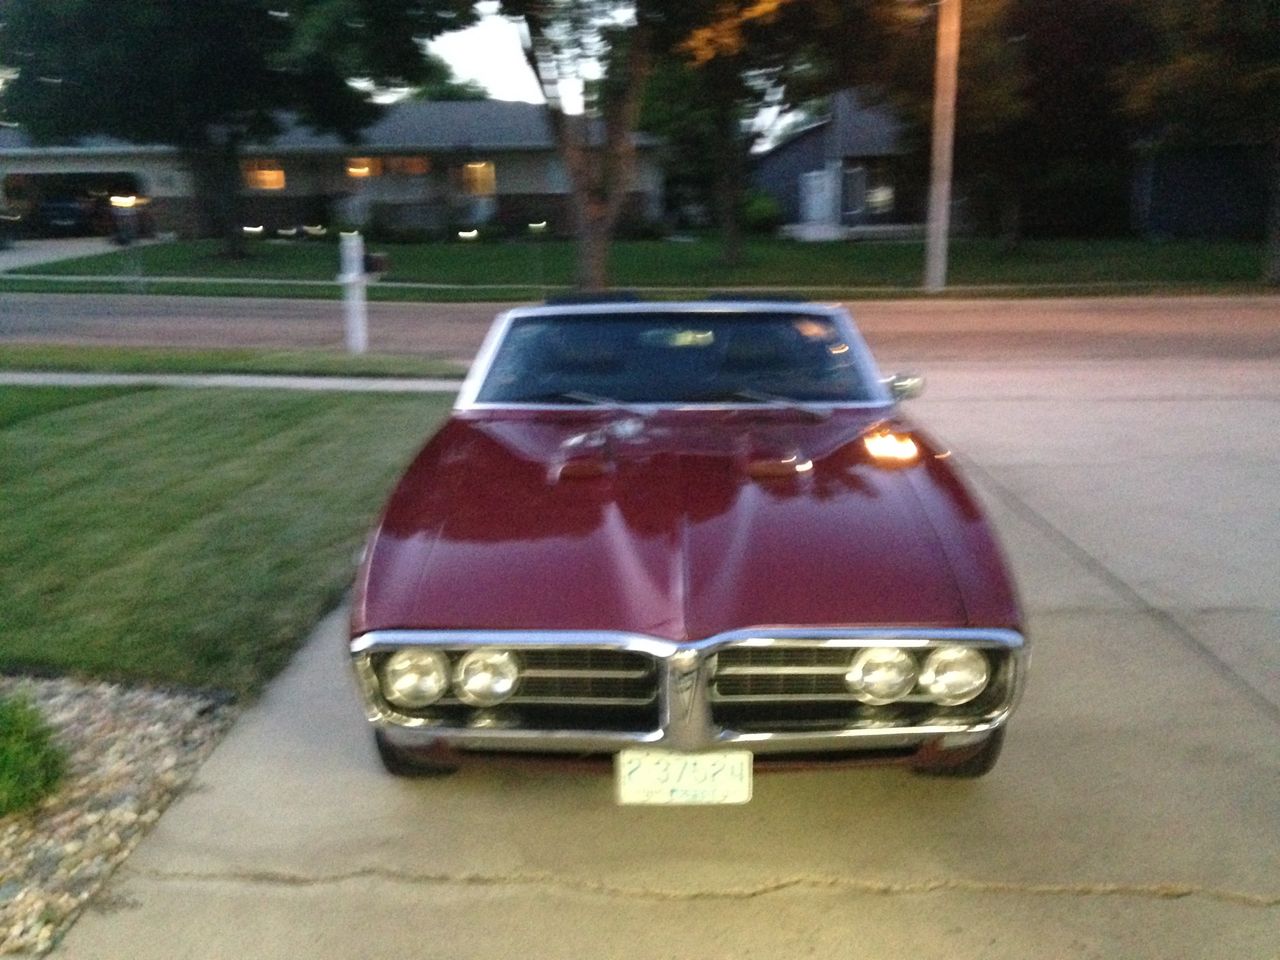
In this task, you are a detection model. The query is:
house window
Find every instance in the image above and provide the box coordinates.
[242,159,286,191]
[346,157,383,179]
[461,161,496,197]
[387,156,430,176]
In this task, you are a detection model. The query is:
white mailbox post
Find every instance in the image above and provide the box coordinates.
[338,232,369,355]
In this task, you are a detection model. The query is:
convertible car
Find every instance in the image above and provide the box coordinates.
[349,300,1026,803]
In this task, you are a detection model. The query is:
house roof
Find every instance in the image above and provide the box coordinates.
[757,89,905,163]
[0,100,658,157]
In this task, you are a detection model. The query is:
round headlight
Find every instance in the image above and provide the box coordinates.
[919,647,990,705]
[845,647,918,705]
[454,649,521,707]
[380,649,450,709]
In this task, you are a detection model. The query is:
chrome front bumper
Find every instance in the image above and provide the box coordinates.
[349,627,1027,757]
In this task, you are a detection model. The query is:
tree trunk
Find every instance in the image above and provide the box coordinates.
[998,191,1022,253]
[214,135,245,259]
[575,206,611,290]
[518,16,653,291]
[714,95,743,268]
[184,135,245,258]
[1266,132,1279,287]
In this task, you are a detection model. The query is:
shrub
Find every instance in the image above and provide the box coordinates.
[741,191,784,235]
[0,695,66,817]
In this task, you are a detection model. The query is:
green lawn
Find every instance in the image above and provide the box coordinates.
[0,344,466,378]
[0,385,452,697]
[8,236,1267,294]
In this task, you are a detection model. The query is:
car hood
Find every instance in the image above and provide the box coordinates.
[353,409,1019,640]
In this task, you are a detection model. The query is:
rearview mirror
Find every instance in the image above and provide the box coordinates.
[886,373,925,401]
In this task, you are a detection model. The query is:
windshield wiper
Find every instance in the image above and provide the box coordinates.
[521,391,652,418]
[721,388,832,420]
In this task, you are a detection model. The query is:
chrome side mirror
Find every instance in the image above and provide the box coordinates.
[886,373,925,401]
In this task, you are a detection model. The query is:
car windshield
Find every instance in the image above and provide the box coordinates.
[475,311,882,405]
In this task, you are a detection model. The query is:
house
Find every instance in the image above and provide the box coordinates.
[0,100,664,238]
[752,90,924,240]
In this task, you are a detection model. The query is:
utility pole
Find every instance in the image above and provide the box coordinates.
[924,0,962,292]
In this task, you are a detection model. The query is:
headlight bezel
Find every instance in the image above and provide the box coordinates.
[453,648,522,707]
[845,646,920,705]
[379,648,451,709]
[919,646,991,706]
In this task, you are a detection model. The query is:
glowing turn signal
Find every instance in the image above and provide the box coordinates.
[863,430,919,463]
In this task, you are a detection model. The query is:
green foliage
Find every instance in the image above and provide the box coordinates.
[0,0,478,252]
[740,191,783,235]
[0,696,66,817]
[410,52,489,101]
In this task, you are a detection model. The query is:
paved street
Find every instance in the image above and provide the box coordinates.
[35,294,1277,959]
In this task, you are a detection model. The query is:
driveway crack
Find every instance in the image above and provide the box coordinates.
[127,867,1280,908]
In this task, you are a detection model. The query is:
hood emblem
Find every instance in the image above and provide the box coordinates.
[671,650,701,721]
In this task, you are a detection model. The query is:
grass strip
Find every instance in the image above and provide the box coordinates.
[10,237,1266,289]
[0,695,66,816]
[0,345,465,379]
[0,386,452,698]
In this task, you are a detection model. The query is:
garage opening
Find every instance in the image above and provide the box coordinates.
[3,172,149,237]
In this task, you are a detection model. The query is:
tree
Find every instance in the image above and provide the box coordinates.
[868,0,1152,246]
[0,0,477,255]
[1123,0,1280,283]
[412,53,489,100]
[492,0,780,288]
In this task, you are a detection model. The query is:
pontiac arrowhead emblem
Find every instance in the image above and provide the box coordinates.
[671,650,700,721]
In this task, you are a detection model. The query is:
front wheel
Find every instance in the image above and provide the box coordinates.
[912,728,1005,778]
[373,730,459,778]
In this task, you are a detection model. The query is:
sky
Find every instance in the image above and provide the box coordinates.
[426,7,545,104]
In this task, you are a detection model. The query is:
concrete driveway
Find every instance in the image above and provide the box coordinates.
[53,319,1280,958]
[0,238,133,272]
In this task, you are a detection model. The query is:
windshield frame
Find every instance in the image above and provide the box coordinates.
[455,302,895,412]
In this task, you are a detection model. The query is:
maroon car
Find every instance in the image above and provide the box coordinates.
[350,301,1026,803]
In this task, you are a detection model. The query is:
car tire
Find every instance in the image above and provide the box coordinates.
[373,730,459,778]
[912,728,1005,778]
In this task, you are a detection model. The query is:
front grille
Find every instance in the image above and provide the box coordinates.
[372,647,660,732]
[713,646,852,701]
[709,642,1013,732]
[516,649,657,705]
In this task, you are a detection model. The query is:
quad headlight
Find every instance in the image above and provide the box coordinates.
[845,647,918,705]
[454,649,521,706]
[380,649,450,708]
[919,647,990,706]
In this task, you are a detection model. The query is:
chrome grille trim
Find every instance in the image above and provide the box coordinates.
[350,627,1027,745]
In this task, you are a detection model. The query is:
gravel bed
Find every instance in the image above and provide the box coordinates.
[0,677,234,955]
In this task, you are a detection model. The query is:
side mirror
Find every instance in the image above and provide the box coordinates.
[887,373,925,401]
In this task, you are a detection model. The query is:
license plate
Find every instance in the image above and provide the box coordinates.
[615,749,753,805]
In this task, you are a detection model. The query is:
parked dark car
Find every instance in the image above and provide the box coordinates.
[349,300,1027,804]
[34,198,94,236]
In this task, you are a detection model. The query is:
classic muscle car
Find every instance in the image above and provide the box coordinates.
[350,300,1026,803]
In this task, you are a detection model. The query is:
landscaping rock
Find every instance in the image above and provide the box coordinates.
[0,677,234,956]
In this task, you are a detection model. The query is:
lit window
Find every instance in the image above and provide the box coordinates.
[387,156,430,176]
[461,161,496,197]
[868,185,895,215]
[346,157,383,179]
[242,159,286,191]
